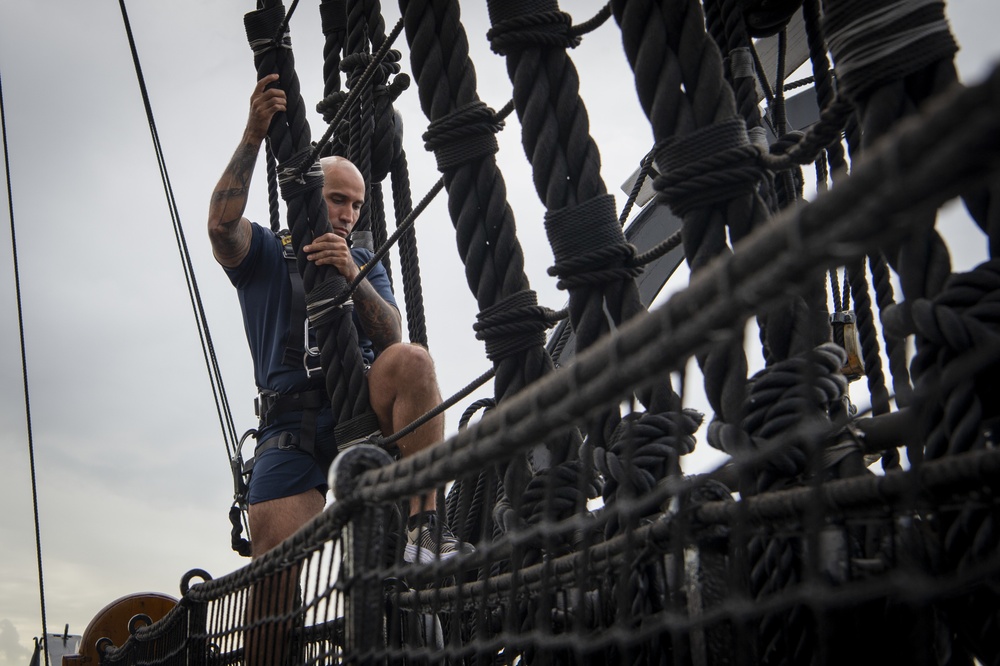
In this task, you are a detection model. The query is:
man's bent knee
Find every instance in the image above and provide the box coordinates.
[369,344,438,392]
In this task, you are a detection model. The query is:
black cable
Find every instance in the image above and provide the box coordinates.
[1,64,51,666]
[379,367,496,448]
[117,0,239,462]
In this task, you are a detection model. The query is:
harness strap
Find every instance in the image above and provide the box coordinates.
[255,388,327,457]
[278,230,309,367]
[333,411,382,452]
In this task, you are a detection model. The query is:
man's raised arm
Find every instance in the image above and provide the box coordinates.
[208,74,286,268]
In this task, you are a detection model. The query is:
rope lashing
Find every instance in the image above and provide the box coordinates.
[823,0,957,102]
[319,0,347,36]
[305,276,351,328]
[332,411,382,454]
[247,32,292,57]
[486,9,581,55]
[653,118,765,217]
[245,5,293,57]
[545,194,641,290]
[421,101,504,172]
[729,46,756,80]
[474,291,562,363]
[275,148,324,200]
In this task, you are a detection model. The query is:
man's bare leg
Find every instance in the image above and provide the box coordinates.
[367,343,444,516]
[245,489,325,666]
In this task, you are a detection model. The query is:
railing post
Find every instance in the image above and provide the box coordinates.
[180,569,212,666]
[331,444,395,659]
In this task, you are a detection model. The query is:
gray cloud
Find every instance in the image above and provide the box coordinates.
[0,619,32,666]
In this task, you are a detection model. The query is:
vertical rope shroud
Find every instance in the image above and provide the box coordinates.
[397,0,580,509]
[244,4,372,441]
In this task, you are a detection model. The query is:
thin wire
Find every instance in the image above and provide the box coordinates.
[379,368,496,447]
[1,64,51,666]
[117,0,239,461]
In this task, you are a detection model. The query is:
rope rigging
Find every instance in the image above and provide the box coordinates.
[68,0,1000,664]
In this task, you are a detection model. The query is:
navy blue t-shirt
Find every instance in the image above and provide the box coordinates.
[225,222,397,442]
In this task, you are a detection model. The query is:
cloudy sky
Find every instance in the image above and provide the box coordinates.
[0,1,996,662]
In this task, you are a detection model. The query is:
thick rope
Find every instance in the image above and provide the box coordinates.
[389,139,428,346]
[612,0,755,431]
[245,3,372,430]
[399,0,579,508]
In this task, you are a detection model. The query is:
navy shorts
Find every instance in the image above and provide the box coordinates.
[248,446,328,504]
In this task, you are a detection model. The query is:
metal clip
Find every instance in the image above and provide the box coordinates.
[303,317,323,378]
[831,311,864,382]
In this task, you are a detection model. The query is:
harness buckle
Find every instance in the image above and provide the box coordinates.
[254,389,279,421]
[276,431,298,450]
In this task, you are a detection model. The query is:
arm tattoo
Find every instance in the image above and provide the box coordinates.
[354,279,402,351]
[209,144,258,264]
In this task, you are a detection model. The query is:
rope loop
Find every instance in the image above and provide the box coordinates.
[653,118,765,217]
[340,49,402,86]
[421,101,503,172]
[276,148,324,200]
[595,409,702,537]
[596,410,701,498]
[486,10,580,55]
[823,0,957,101]
[474,290,559,362]
[727,344,849,492]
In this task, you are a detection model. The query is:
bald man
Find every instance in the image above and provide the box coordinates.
[208,75,468,564]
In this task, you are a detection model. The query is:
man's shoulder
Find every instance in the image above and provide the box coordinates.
[225,222,283,284]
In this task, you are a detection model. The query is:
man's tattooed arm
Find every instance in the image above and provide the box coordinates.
[208,75,286,268]
[353,278,402,352]
[207,142,258,267]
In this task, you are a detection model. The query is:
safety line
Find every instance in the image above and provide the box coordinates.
[117,0,239,463]
[0,63,51,666]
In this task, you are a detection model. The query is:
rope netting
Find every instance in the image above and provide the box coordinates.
[100,0,1000,664]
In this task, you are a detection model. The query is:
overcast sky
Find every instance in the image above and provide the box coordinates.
[0,1,996,663]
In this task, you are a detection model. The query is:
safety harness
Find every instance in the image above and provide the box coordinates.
[230,229,380,556]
